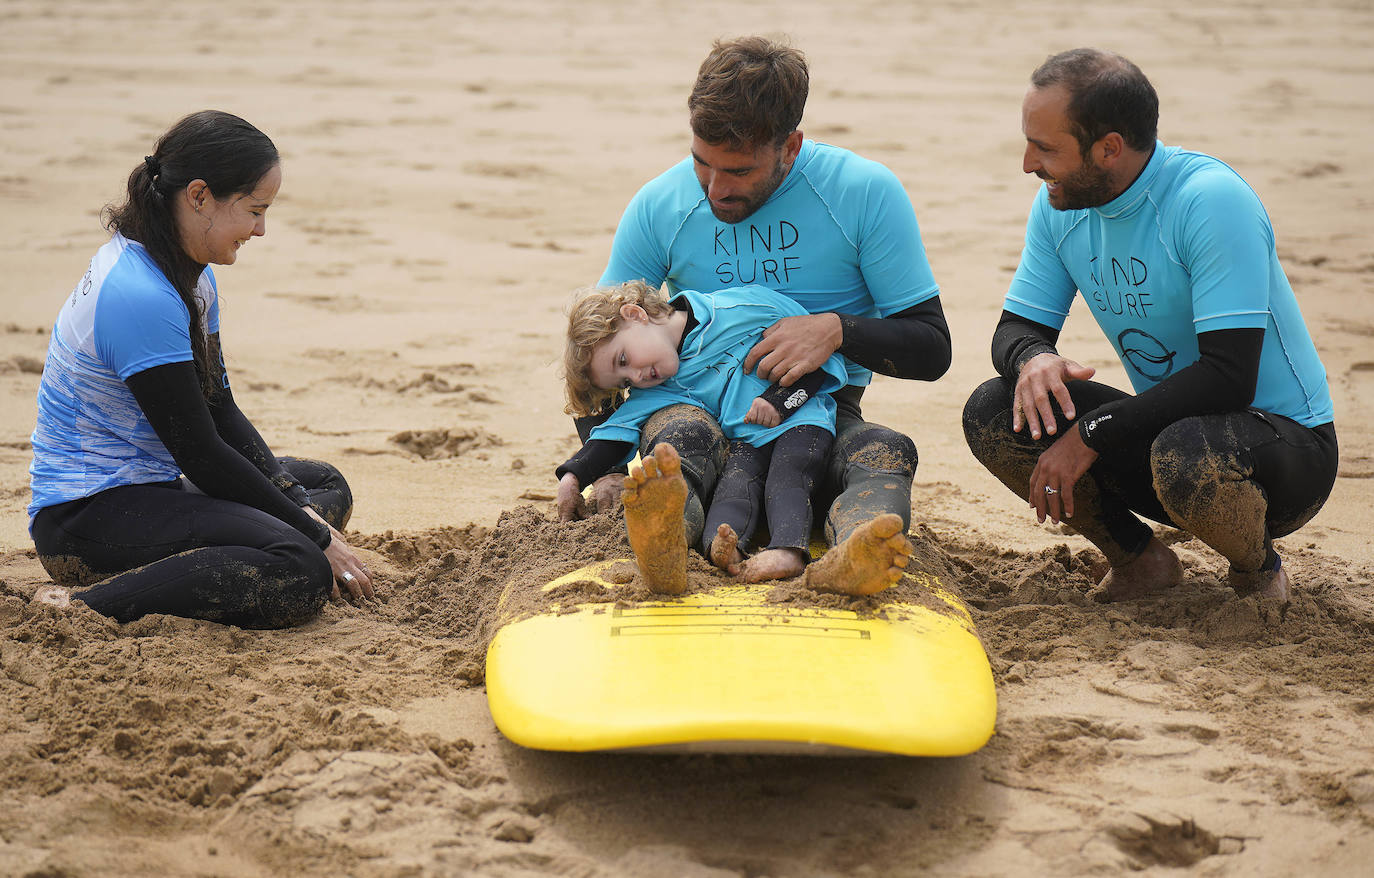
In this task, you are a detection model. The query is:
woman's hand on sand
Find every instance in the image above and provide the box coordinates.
[307,507,374,601]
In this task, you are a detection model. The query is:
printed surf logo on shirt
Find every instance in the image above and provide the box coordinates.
[1117,328,1176,381]
[712,221,802,287]
[1087,255,1156,321]
[1086,255,1176,382]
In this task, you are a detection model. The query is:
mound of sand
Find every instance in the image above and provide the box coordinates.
[2,505,1371,875]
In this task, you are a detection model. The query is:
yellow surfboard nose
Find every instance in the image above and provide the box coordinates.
[485,564,997,756]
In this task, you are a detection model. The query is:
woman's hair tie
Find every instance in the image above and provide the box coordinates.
[143,155,161,178]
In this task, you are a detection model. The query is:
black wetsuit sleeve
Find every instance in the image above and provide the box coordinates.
[991,309,1061,381]
[556,439,635,485]
[757,368,829,420]
[836,296,952,381]
[1076,327,1264,450]
[568,402,630,481]
[124,361,331,548]
[573,409,614,443]
[207,384,312,506]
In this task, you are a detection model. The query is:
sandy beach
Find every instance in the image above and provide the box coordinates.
[2,0,1373,874]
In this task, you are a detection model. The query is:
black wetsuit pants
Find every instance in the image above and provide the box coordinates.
[31,458,351,629]
[962,377,1338,573]
[702,425,833,557]
[642,385,918,552]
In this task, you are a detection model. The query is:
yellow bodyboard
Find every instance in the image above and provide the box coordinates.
[485,558,996,756]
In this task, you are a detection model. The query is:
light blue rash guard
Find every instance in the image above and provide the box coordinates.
[29,233,219,521]
[589,285,848,460]
[1004,142,1333,428]
[600,140,940,387]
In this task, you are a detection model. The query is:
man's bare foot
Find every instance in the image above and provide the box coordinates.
[708,523,743,575]
[1228,560,1291,602]
[623,443,688,595]
[802,513,911,596]
[1094,537,1183,602]
[31,585,71,608]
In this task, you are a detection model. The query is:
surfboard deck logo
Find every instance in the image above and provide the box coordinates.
[485,560,997,756]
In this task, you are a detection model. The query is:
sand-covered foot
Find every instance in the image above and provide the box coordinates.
[740,547,807,583]
[1228,560,1291,603]
[31,585,71,608]
[708,523,743,575]
[802,513,911,596]
[1093,537,1182,602]
[623,443,688,595]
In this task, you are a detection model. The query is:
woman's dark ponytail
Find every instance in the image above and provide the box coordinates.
[104,111,278,398]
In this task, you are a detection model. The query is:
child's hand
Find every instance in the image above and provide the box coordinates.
[744,397,781,427]
[557,472,587,521]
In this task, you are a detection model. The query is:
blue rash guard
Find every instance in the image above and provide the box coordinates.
[600,140,940,388]
[29,233,219,521]
[589,285,849,462]
[1004,142,1333,430]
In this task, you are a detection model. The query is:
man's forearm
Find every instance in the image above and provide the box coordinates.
[837,297,951,380]
[991,309,1060,381]
[1076,328,1263,451]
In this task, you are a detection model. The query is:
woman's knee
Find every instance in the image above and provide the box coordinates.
[324,464,354,526]
[282,457,354,530]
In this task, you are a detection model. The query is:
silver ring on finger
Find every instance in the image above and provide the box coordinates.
[1044,486,1059,495]
[342,571,356,583]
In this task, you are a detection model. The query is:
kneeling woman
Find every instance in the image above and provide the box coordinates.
[27,110,371,628]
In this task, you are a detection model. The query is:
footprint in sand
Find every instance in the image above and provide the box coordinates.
[394,372,469,394]
[2,354,44,374]
[461,161,548,179]
[389,427,503,460]
[452,202,543,220]
[509,239,578,253]
[1294,162,1341,179]
[1105,814,1240,868]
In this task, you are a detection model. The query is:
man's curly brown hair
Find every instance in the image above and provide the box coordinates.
[688,36,808,150]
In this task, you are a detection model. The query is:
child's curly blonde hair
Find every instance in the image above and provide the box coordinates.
[563,280,675,417]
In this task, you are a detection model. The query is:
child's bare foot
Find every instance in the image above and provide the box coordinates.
[740,547,807,583]
[708,523,743,575]
[623,443,688,595]
[802,513,911,596]
[31,585,72,608]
